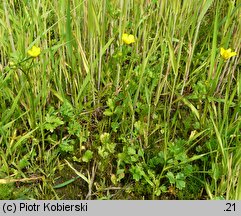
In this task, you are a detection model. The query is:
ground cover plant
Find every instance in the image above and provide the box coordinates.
[0,0,241,200]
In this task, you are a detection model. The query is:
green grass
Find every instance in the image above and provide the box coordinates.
[0,0,241,200]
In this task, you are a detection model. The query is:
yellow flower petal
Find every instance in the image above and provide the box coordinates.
[230,51,237,57]
[128,35,135,43]
[220,47,237,60]
[28,46,41,57]
[220,47,225,56]
[122,33,135,45]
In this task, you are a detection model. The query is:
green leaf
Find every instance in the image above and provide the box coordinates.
[59,140,74,152]
[127,147,136,155]
[130,165,144,181]
[111,122,119,132]
[44,115,64,132]
[116,169,125,181]
[103,109,113,116]
[130,155,138,162]
[181,97,200,120]
[175,172,186,190]
[106,142,116,154]
[176,179,186,190]
[67,121,81,136]
[138,149,144,157]
[198,0,214,23]
[133,173,141,181]
[111,174,117,185]
[100,132,110,144]
[160,185,167,192]
[175,152,187,162]
[114,106,122,115]
[53,176,80,189]
[212,163,222,180]
[72,156,81,163]
[154,188,161,196]
[176,172,185,180]
[59,101,74,118]
[18,158,30,169]
[134,121,141,131]
[82,150,93,163]
[213,196,225,200]
[107,98,115,111]
[166,171,175,184]
[183,164,193,176]
[148,151,165,168]
[98,146,109,159]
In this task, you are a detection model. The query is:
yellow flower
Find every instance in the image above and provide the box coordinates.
[28,46,41,57]
[220,47,237,60]
[122,33,135,45]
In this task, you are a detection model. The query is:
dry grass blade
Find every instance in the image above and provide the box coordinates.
[64,159,90,184]
[0,176,44,184]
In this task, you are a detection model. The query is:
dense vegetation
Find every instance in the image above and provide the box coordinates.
[0,0,241,200]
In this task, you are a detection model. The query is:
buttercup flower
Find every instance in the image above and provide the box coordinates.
[220,47,237,60]
[122,33,135,45]
[28,46,41,57]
